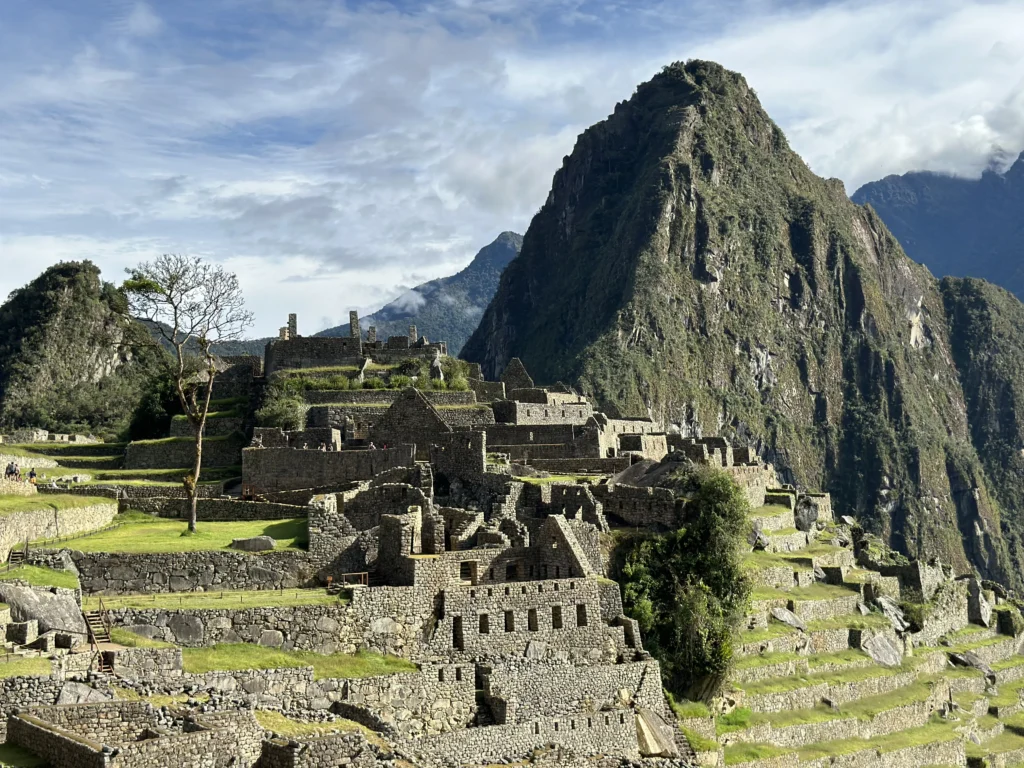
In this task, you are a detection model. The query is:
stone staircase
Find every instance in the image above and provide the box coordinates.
[672,508,1024,767]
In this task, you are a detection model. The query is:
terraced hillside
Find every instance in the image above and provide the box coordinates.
[671,498,1024,767]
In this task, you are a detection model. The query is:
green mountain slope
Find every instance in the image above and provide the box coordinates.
[0,261,163,437]
[318,232,522,354]
[463,60,1024,586]
[853,154,1024,299]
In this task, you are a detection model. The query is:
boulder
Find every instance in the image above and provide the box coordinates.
[770,607,806,632]
[840,515,857,527]
[0,585,86,638]
[259,629,284,647]
[168,614,204,644]
[950,650,996,684]
[968,578,993,628]
[636,709,679,758]
[875,596,910,633]
[813,564,827,582]
[230,536,276,552]
[794,497,819,532]
[57,682,111,705]
[862,634,903,668]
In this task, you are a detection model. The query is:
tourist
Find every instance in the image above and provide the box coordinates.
[28,468,37,485]
[368,442,377,450]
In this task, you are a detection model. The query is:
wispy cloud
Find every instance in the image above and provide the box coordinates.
[1,0,1023,335]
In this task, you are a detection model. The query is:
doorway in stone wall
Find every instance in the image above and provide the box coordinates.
[453,616,464,650]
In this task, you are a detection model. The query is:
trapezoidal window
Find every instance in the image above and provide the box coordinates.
[552,605,563,630]
[479,614,490,634]
[528,608,538,632]
[504,610,515,632]
[576,604,588,627]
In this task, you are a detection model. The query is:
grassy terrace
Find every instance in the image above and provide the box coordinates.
[0,494,114,516]
[743,543,850,572]
[751,583,860,602]
[518,474,605,486]
[87,589,343,612]
[737,612,890,647]
[0,656,53,679]
[180,644,415,680]
[723,716,961,765]
[0,744,47,767]
[54,512,307,553]
[0,565,79,589]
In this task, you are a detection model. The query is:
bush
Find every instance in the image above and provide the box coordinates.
[618,466,751,701]
[255,390,306,431]
[389,375,412,389]
[447,374,469,391]
[362,376,386,390]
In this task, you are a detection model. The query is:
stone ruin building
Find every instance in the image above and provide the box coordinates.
[4,311,1024,767]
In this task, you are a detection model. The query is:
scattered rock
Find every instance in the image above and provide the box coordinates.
[840,515,857,527]
[968,578,993,628]
[874,596,909,633]
[57,682,112,705]
[770,607,806,632]
[0,585,87,638]
[229,536,276,552]
[863,633,903,668]
[813,564,827,582]
[794,497,818,532]
[857,603,870,616]
[636,709,679,758]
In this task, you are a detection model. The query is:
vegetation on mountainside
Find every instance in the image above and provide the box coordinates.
[462,59,1024,587]
[0,261,167,439]
[615,467,751,700]
[124,254,253,533]
[318,231,523,355]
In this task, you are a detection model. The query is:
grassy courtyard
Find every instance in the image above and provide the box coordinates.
[180,644,416,680]
[54,512,307,553]
[0,493,114,516]
[86,588,342,612]
[0,656,53,679]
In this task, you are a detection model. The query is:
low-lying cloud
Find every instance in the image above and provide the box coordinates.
[1,0,1023,334]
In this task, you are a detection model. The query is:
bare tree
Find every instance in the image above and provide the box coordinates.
[123,255,253,532]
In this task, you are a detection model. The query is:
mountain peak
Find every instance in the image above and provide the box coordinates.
[317,232,521,354]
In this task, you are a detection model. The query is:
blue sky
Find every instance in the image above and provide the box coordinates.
[2,0,1024,336]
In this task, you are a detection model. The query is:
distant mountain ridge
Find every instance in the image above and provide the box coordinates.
[852,152,1024,298]
[317,232,522,354]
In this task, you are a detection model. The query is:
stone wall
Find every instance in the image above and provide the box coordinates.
[123,435,245,470]
[168,416,244,438]
[0,452,59,469]
[468,378,505,402]
[0,501,117,561]
[417,709,640,764]
[0,675,62,741]
[71,550,314,594]
[482,659,664,724]
[302,389,477,406]
[6,712,106,768]
[528,457,632,474]
[260,732,380,768]
[433,577,627,661]
[592,484,681,529]
[265,336,362,374]
[128,496,305,521]
[492,401,593,426]
[242,444,415,493]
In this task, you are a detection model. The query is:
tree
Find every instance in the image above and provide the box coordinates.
[123,255,253,532]
[618,466,751,700]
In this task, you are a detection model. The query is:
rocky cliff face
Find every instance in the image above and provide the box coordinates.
[0,261,161,436]
[853,154,1024,300]
[463,61,1024,586]
[319,232,522,354]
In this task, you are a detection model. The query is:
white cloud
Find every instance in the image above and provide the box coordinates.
[1,0,1023,335]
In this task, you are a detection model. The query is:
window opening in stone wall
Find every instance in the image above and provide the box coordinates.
[506,563,518,580]
[552,605,563,629]
[489,569,494,581]
[538,584,543,593]
[452,616,464,650]
[504,586,510,596]
[504,610,515,632]
[460,561,473,582]
[605,715,610,725]
[555,566,560,578]
[438,669,445,682]
[553,582,559,591]
[487,588,493,596]
[577,604,588,627]
[588,717,593,728]
[554,721,559,732]
[479,614,489,634]
[620,713,625,724]
[528,608,538,631]
[521,586,527,594]
[534,723,540,735]
[571,719,576,730]
[543,565,549,578]
[456,667,463,681]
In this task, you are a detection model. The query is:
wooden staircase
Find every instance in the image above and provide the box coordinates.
[6,543,27,567]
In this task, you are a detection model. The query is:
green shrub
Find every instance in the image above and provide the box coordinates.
[389,375,412,389]
[899,601,929,633]
[255,388,306,431]
[618,466,751,701]
[362,376,386,390]
[447,374,469,391]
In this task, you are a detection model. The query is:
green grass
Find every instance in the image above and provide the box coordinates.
[751,583,859,602]
[130,434,239,446]
[0,565,79,589]
[88,589,343,611]
[736,660,908,696]
[738,622,797,645]
[796,716,959,761]
[171,408,243,422]
[519,474,604,485]
[0,744,48,767]
[667,694,712,719]
[181,645,416,680]
[56,513,307,553]
[723,741,792,765]
[0,656,53,679]
[805,612,891,631]
[109,628,175,648]
[748,504,792,519]
[717,707,753,735]
[680,727,718,753]
[0,493,114,516]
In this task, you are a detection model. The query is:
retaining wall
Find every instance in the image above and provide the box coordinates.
[0,501,117,561]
